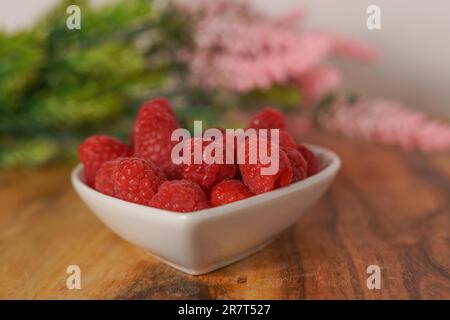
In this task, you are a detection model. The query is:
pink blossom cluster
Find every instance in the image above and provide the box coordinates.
[322,99,450,152]
[177,0,375,104]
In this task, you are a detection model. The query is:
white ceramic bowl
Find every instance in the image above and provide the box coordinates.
[71,144,340,275]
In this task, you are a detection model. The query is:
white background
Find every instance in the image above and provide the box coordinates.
[1,0,449,119]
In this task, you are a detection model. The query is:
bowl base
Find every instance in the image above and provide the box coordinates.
[153,237,277,275]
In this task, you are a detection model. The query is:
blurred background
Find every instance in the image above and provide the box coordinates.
[4,0,450,119]
[1,0,450,168]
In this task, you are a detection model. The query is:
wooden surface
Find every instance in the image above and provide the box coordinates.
[1,133,449,299]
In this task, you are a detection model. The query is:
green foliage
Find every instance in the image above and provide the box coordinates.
[311,93,337,129]
[0,31,44,109]
[175,107,221,133]
[0,138,59,168]
[0,0,190,168]
[238,85,303,111]
[0,0,304,168]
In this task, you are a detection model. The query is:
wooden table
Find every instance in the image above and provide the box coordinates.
[1,133,449,299]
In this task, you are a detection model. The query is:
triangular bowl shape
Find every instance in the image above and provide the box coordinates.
[71,144,341,274]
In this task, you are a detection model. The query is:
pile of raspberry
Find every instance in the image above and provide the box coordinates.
[78,98,320,213]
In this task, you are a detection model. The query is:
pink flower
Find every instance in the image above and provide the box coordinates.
[272,9,305,28]
[177,0,375,96]
[316,32,376,61]
[321,99,450,152]
[297,65,342,105]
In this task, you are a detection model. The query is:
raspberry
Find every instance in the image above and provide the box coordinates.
[248,107,286,130]
[284,147,308,182]
[278,130,297,149]
[297,144,320,176]
[133,98,179,169]
[112,158,166,206]
[222,128,241,165]
[210,180,254,207]
[94,159,120,197]
[181,138,237,192]
[161,161,184,180]
[208,127,236,162]
[260,129,297,149]
[147,97,177,118]
[149,180,209,213]
[78,135,132,187]
[238,137,293,194]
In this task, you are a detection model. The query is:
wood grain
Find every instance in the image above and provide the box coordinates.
[0,133,449,299]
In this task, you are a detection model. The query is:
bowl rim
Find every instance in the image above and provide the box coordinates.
[71,143,341,221]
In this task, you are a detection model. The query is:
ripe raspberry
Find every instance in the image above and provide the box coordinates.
[238,137,293,194]
[210,180,254,207]
[278,130,297,149]
[78,135,132,187]
[146,97,177,118]
[181,138,237,192]
[253,128,297,149]
[297,144,320,176]
[161,161,184,180]
[112,158,166,206]
[248,107,286,130]
[94,159,120,197]
[220,128,241,165]
[133,98,179,170]
[284,147,308,182]
[149,180,209,213]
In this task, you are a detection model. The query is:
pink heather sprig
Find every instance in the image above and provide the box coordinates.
[177,0,375,97]
[321,99,450,152]
[296,65,342,105]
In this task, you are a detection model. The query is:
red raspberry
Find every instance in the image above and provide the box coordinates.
[284,147,308,182]
[149,180,209,213]
[221,128,241,165]
[248,107,286,130]
[133,98,179,169]
[147,97,177,118]
[278,130,297,149]
[78,135,132,187]
[260,129,297,149]
[94,159,120,197]
[112,158,166,206]
[181,138,237,192]
[208,127,237,162]
[210,180,254,207]
[161,161,184,180]
[297,144,320,176]
[238,137,293,194]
